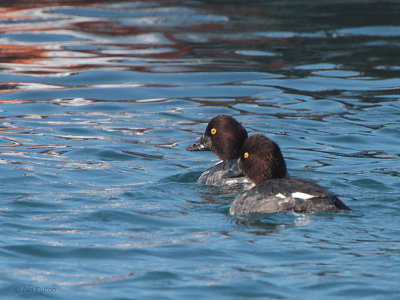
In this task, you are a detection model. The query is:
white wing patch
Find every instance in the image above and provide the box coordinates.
[224,179,238,185]
[276,193,286,199]
[292,192,315,200]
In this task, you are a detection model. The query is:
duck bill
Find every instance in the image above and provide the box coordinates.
[186,135,211,151]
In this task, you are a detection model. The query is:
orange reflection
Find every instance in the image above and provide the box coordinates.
[0,44,46,65]
[0,1,195,76]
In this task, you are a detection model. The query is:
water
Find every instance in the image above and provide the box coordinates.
[0,0,399,299]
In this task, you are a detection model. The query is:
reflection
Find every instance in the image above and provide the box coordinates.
[161,171,201,184]
[0,1,199,78]
[51,97,98,106]
[0,44,46,68]
[57,271,139,287]
[0,0,398,81]
[232,211,314,235]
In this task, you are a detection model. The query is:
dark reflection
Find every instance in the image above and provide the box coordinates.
[0,0,398,80]
[161,171,202,183]
[232,211,314,235]
[195,0,400,76]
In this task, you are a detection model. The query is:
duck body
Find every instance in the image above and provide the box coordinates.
[230,177,349,215]
[198,159,252,187]
[230,134,350,215]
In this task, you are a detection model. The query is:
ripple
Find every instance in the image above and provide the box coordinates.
[335,26,400,37]
[235,50,278,57]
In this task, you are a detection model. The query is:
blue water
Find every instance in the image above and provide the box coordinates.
[0,1,399,299]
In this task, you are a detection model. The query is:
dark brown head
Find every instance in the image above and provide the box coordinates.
[186,115,248,161]
[239,134,287,185]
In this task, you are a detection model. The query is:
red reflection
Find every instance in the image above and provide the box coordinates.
[0,0,195,77]
[0,44,45,65]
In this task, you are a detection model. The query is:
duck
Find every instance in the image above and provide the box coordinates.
[186,115,252,187]
[230,134,350,215]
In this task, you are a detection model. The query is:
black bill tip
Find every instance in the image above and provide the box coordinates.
[186,135,210,151]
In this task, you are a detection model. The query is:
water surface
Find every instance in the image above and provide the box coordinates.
[0,0,399,299]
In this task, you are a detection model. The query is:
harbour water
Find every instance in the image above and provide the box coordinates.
[0,1,399,299]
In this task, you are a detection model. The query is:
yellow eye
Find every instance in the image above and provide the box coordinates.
[211,128,217,135]
[244,152,249,159]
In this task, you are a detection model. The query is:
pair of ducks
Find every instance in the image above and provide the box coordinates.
[187,115,350,215]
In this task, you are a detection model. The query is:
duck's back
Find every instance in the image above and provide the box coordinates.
[230,177,350,215]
